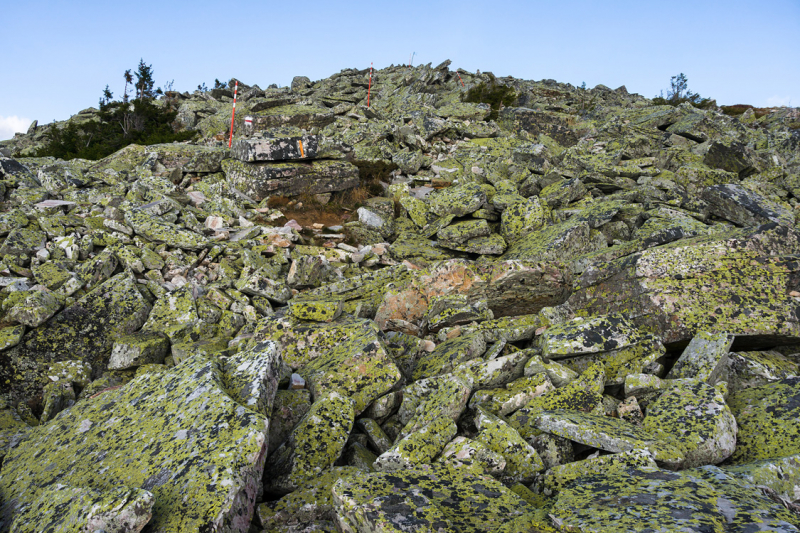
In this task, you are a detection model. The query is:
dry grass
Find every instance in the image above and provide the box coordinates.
[720,104,771,119]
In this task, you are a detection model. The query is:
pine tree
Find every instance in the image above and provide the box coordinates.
[134,59,155,100]
[123,70,133,103]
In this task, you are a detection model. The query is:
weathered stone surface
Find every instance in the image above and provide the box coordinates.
[258,467,360,531]
[728,377,800,464]
[474,407,545,484]
[332,463,535,533]
[231,133,320,162]
[264,391,355,494]
[702,183,795,227]
[374,415,457,472]
[642,380,737,469]
[9,484,154,533]
[565,224,800,345]
[0,352,275,532]
[108,331,169,369]
[550,465,800,532]
[253,315,401,414]
[1,273,150,406]
[145,143,229,173]
[428,182,486,217]
[534,410,685,468]
[223,159,359,200]
[666,330,733,383]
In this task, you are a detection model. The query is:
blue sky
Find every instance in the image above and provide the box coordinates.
[1,0,798,140]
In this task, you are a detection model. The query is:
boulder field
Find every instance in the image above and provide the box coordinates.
[1,61,800,531]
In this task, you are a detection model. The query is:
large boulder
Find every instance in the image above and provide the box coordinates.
[0,344,280,532]
[564,224,800,345]
[1,273,151,407]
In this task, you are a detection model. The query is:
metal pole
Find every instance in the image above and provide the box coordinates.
[367,63,373,108]
[228,80,239,148]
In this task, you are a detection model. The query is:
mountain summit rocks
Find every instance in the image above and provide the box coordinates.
[1,61,800,531]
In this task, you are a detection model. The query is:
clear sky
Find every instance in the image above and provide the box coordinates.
[1,0,798,140]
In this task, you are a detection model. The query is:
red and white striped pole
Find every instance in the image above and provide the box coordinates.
[457,71,465,87]
[367,63,373,108]
[228,80,239,148]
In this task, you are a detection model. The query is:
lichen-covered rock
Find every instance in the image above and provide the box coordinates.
[725,454,800,504]
[332,463,535,533]
[1,273,150,406]
[541,449,658,496]
[702,183,795,227]
[287,298,343,322]
[141,285,198,339]
[427,182,486,217]
[374,415,457,472]
[728,377,800,464]
[254,315,401,415]
[258,467,360,531]
[264,391,355,495]
[500,197,548,243]
[123,210,208,250]
[223,159,360,200]
[725,350,800,392]
[550,465,800,532]
[231,132,319,162]
[9,484,154,533]
[642,380,737,469]
[5,290,61,327]
[454,351,529,390]
[524,355,578,387]
[534,410,685,469]
[665,330,733,383]
[469,373,555,416]
[474,408,545,484]
[397,373,471,439]
[0,353,273,532]
[108,331,169,369]
[145,143,229,173]
[355,418,393,455]
[437,436,507,476]
[269,388,312,453]
[564,223,800,345]
[412,330,486,380]
[508,363,606,440]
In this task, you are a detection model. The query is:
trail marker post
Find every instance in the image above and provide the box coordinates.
[228,80,239,148]
[408,52,415,68]
[457,71,465,87]
[367,63,373,108]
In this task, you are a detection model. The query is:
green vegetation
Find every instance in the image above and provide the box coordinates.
[35,60,196,161]
[653,73,714,109]
[462,74,517,121]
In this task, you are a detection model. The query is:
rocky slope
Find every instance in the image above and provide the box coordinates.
[1,60,800,532]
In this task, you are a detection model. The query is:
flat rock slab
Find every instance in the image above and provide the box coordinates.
[253,315,401,414]
[551,465,800,532]
[565,223,800,345]
[0,273,150,406]
[332,463,535,533]
[666,331,733,383]
[250,105,335,130]
[642,380,737,469]
[264,392,355,495]
[702,183,795,227]
[231,134,320,162]
[222,159,359,200]
[124,210,208,250]
[728,376,800,464]
[144,143,229,173]
[9,484,154,533]
[534,410,685,468]
[0,352,275,532]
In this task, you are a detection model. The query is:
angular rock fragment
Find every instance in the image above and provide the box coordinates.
[9,484,154,533]
[728,377,800,464]
[264,391,355,494]
[374,415,457,472]
[0,353,274,532]
[665,330,732,383]
[231,132,320,162]
[332,463,535,533]
[223,159,359,200]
